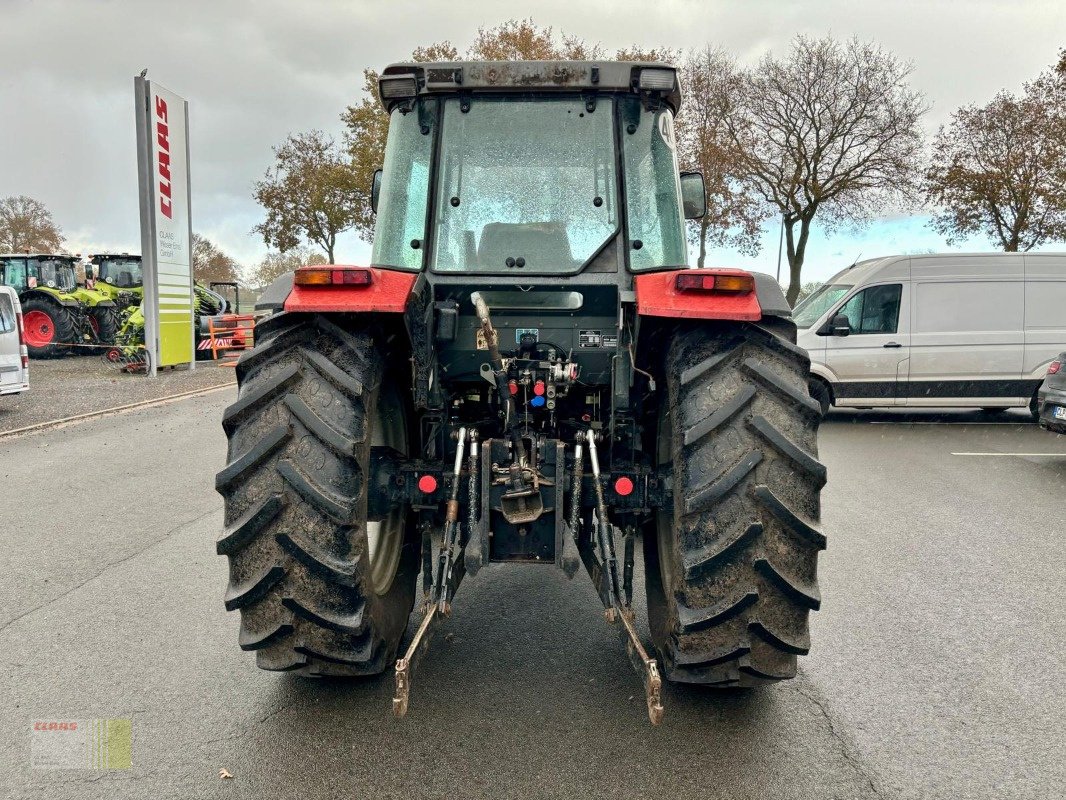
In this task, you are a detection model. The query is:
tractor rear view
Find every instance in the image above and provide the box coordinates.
[216,61,826,724]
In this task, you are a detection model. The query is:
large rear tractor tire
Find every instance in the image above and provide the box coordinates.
[21,298,76,358]
[645,321,827,687]
[216,313,419,676]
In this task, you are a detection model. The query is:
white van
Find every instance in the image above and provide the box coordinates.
[794,253,1066,416]
[0,286,30,397]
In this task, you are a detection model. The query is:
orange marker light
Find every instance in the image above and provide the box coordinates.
[675,271,754,294]
[294,267,373,287]
[294,268,331,285]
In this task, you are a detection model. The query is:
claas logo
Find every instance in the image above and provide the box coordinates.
[155,96,172,219]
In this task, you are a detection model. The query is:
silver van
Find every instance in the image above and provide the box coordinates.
[0,286,30,397]
[794,253,1066,416]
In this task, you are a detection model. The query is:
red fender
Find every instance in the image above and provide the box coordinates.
[634,269,762,322]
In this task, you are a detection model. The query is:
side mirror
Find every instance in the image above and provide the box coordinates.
[371,169,382,214]
[679,172,706,220]
[830,314,852,337]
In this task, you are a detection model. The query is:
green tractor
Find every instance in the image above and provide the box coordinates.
[105,280,235,367]
[86,253,143,311]
[0,253,120,358]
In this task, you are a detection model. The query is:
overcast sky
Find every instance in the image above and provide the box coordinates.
[3,0,1064,282]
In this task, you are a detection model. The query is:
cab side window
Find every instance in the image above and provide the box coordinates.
[837,284,902,334]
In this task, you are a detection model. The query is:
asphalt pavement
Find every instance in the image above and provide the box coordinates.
[0,396,1063,799]
[0,358,235,434]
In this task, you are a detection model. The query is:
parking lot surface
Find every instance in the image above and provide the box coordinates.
[0,396,1063,799]
[0,359,234,434]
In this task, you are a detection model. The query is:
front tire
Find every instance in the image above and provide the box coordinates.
[216,313,418,676]
[645,321,827,687]
[21,298,76,358]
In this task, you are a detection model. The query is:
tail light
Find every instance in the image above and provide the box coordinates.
[15,310,28,368]
[1049,360,1061,376]
[294,267,373,287]
[675,270,755,294]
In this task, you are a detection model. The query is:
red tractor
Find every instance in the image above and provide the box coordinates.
[217,61,826,724]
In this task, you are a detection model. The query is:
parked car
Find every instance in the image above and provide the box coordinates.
[0,285,29,396]
[794,253,1066,417]
[1036,354,1066,433]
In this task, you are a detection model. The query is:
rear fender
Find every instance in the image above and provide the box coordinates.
[257,267,418,314]
[20,289,80,309]
[634,269,789,322]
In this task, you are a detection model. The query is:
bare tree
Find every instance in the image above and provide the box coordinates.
[249,246,327,287]
[468,18,603,60]
[718,36,926,304]
[924,57,1066,251]
[341,42,459,243]
[192,233,240,283]
[614,45,678,64]
[677,47,765,265]
[252,130,362,262]
[0,196,64,252]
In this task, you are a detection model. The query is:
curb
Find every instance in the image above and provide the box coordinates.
[0,383,234,440]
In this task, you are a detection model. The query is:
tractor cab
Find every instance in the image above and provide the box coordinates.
[89,253,143,289]
[31,254,79,292]
[87,254,144,312]
[0,254,79,298]
[371,61,702,280]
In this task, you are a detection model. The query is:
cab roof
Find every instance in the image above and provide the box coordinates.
[377,60,682,114]
[0,253,78,261]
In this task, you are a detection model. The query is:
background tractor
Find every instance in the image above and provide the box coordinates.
[0,253,119,358]
[105,280,236,367]
[217,61,827,725]
[86,253,143,311]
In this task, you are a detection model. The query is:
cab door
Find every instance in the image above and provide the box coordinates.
[824,282,910,406]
